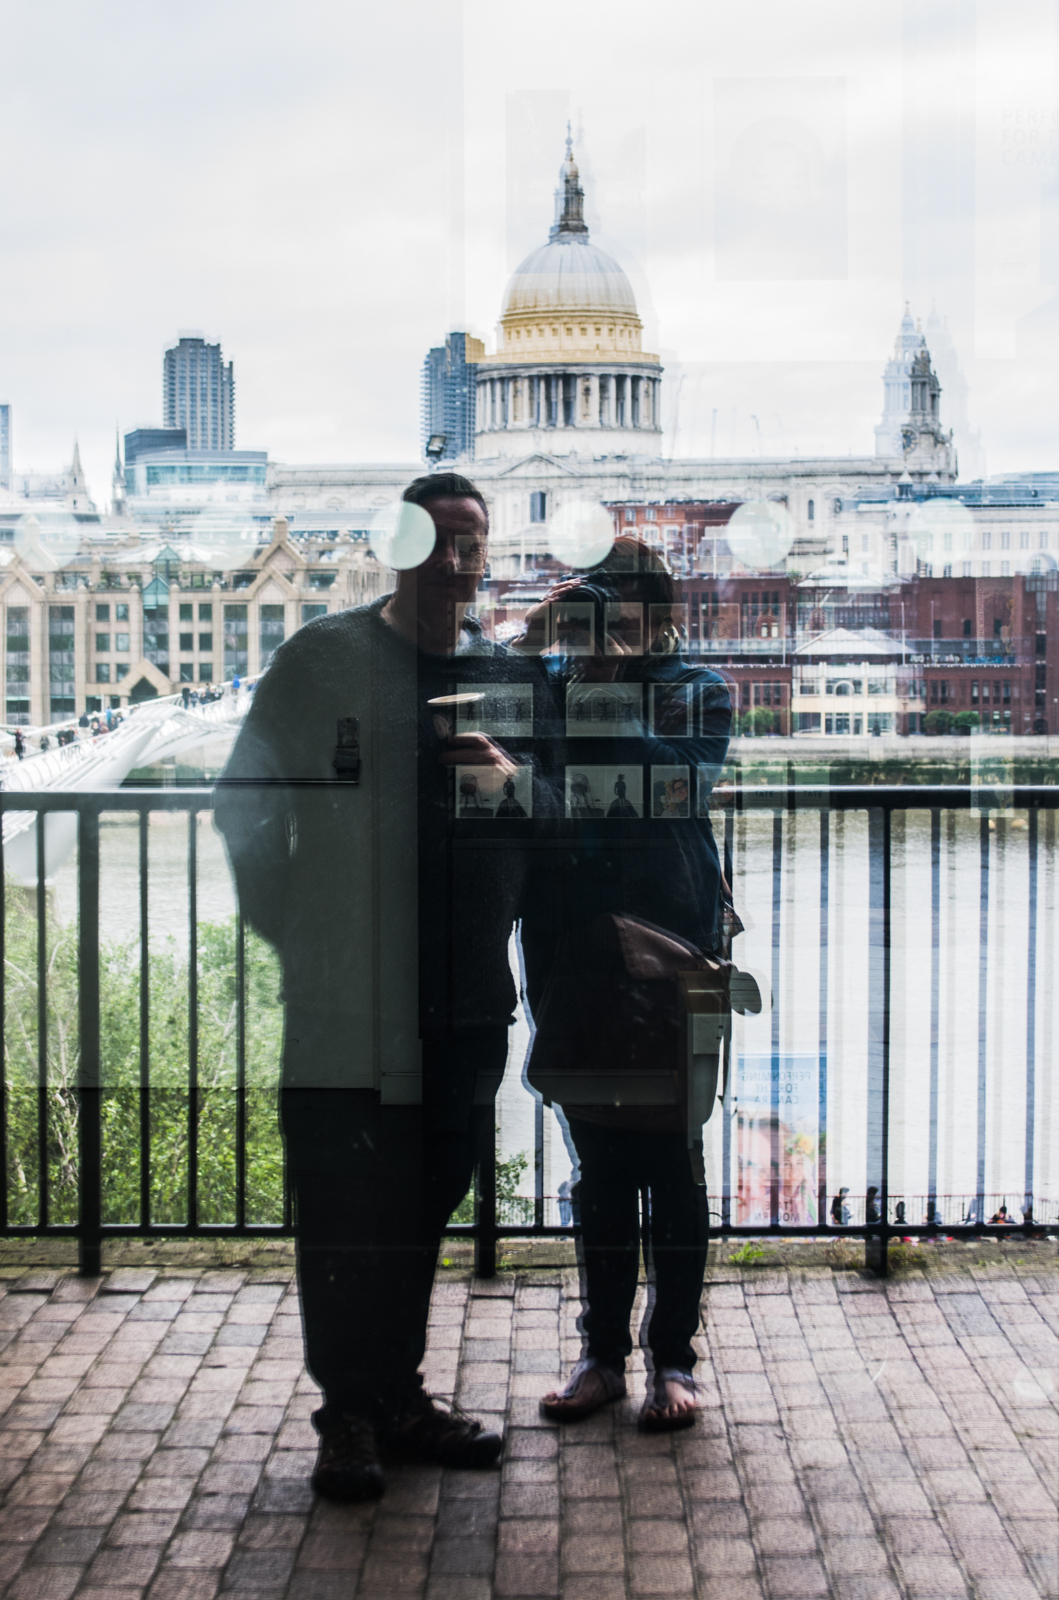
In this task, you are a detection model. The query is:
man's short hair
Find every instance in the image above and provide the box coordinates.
[402,472,489,529]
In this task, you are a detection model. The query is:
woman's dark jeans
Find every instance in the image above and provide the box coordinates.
[566,1116,710,1374]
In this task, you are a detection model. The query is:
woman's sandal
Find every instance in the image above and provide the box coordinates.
[639,1368,699,1433]
[540,1359,627,1422]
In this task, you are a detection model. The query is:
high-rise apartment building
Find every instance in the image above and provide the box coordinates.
[421,331,483,460]
[0,404,10,489]
[163,334,235,450]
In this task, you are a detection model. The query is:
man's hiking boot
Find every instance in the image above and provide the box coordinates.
[310,1409,385,1501]
[380,1391,503,1469]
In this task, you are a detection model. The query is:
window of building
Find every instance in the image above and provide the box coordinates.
[96,663,111,683]
[179,663,195,683]
[301,604,327,625]
[115,633,129,653]
[963,619,972,637]
[795,712,821,731]
[199,603,213,621]
[1020,530,1030,548]
[260,605,285,670]
[178,633,192,651]
[530,491,547,523]
[943,532,953,551]
[199,663,213,682]
[143,607,169,676]
[624,508,635,523]
[96,633,110,652]
[5,605,30,723]
[982,531,991,550]
[116,603,129,621]
[1041,531,1049,549]
[971,681,979,702]
[982,561,991,576]
[115,663,129,682]
[96,603,110,622]
[645,507,657,520]
[179,603,194,621]
[933,620,942,639]
[807,499,815,521]
[1001,561,1009,575]
[223,605,248,680]
[962,562,972,577]
[866,712,892,735]
[49,604,75,716]
[197,632,212,651]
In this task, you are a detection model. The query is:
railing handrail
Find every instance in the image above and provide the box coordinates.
[4,782,1058,816]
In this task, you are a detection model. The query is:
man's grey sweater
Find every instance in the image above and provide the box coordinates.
[214,598,551,1088]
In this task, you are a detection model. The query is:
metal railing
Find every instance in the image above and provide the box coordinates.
[2,783,1056,1280]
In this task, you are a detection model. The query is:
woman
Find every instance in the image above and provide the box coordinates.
[519,537,732,1431]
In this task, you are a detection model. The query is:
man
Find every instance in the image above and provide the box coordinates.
[215,473,546,1502]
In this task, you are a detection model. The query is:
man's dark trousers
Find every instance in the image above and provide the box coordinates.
[280,1028,508,1426]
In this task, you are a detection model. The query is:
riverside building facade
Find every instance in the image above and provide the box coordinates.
[1,138,1056,736]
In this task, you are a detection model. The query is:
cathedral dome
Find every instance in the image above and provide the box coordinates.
[494,134,648,362]
[475,131,662,463]
[501,238,639,321]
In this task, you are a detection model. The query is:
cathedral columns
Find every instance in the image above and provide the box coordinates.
[588,373,600,429]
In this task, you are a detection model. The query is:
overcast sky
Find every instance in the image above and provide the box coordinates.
[1,0,1057,508]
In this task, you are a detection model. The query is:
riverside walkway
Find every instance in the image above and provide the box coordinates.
[0,1258,1055,1600]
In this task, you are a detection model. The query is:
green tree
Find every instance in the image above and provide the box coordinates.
[954,710,980,733]
[3,882,285,1230]
[923,708,955,735]
[743,707,777,737]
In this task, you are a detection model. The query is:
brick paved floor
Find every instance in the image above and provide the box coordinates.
[0,1260,1055,1600]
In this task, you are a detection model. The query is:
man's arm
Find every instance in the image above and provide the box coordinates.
[213,638,316,950]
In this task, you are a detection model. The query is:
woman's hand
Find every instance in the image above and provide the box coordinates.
[437,732,518,780]
[511,578,591,654]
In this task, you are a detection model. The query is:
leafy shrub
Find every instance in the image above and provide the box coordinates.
[3,882,284,1229]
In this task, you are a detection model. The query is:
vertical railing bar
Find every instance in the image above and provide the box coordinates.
[515,927,545,1233]
[139,808,150,1231]
[976,813,989,1226]
[927,809,941,1225]
[721,806,734,1229]
[235,910,247,1231]
[533,1096,544,1231]
[474,1113,497,1278]
[817,809,829,1230]
[865,806,889,1274]
[880,805,892,1268]
[187,810,199,1231]
[1024,808,1037,1227]
[769,810,782,1230]
[78,806,102,1276]
[36,813,48,1230]
[0,805,6,1235]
